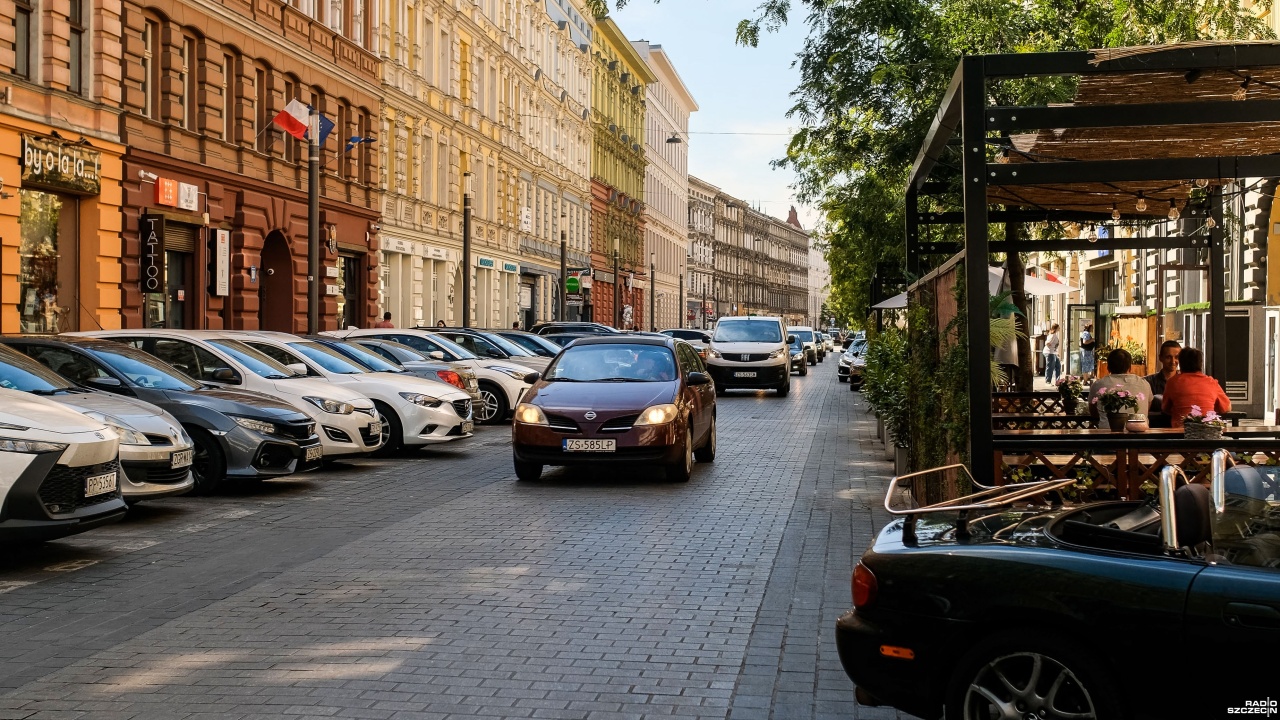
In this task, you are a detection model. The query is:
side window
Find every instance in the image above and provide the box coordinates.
[446,334,481,356]
[397,335,445,356]
[674,345,693,376]
[150,339,201,378]
[27,347,109,384]
[247,342,311,374]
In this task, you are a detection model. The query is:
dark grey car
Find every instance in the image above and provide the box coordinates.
[1,337,322,494]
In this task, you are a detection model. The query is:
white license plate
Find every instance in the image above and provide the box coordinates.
[462,421,474,434]
[170,449,193,469]
[564,438,616,452]
[304,445,323,462]
[85,472,117,497]
[368,421,383,436]
[734,371,758,378]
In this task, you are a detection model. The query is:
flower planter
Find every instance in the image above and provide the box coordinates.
[894,446,909,476]
[1184,423,1224,440]
[1106,412,1132,432]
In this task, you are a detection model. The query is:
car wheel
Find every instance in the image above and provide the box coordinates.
[945,632,1124,720]
[694,414,716,463]
[514,459,542,482]
[187,427,225,495]
[838,376,847,382]
[373,402,402,454]
[668,426,693,482]
[776,380,790,397]
[808,353,816,366]
[715,384,726,397]
[799,362,808,377]
[476,382,508,425]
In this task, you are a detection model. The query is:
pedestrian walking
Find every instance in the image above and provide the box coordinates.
[374,312,394,328]
[1079,322,1096,375]
[1042,324,1062,385]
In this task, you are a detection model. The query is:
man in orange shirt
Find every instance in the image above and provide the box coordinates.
[1160,347,1230,427]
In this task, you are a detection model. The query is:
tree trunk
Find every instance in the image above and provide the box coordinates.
[1005,231,1035,391]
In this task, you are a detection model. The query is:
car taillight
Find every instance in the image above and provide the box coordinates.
[436,370,465,390]
[852,562,877,608]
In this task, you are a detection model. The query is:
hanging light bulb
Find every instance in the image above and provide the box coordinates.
[1135,194,1147,212]
[1233,77,1251,101]
[1205,214,1217,229]
[1167,199,1181,220]
[1195,178,1210,189]
[1111,203,1121,221]
[1087,226,1098,243]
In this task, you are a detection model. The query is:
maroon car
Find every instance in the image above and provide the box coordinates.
[511,336,716,482]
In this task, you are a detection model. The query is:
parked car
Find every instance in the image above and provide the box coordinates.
[788,334,808,376]
[836,458,1280,720]
[529,322,620,336]
[490,329,564,359]
[660,329,711,359]
[427,327,551,372]
[787,326,819,366]
[512,336,715,482]
[0,388,128,542]
[308,336,482,405]
[324,329,535,425]
[72,330,382,458]
[541,332,591,348]
[1,336,321,494]
[837,346,865,388]
[706,316,792,396]
[232,331,474,451]
[0,344,194,502]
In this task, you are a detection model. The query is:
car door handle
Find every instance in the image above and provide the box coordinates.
[1224,602,1280,630]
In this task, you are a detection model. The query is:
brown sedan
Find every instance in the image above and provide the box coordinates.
[511,336,717,482]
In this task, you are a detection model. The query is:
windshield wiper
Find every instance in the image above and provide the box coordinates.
[545,377,582,382]
[596,377,644,382]
[263,374,293,379]
[27,388,66,395]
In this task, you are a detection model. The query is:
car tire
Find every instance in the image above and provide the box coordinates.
[477,382,509,425]
[799,362,808,377]
[668,426,694,482]
[944,631,1126,720]
[808,353,816,366]
[838,376,847,383]
[186,426,225,495]
[514,459,542,482]
[373,402,402,454]
[694,414,716,463]
[776,380,790,397]
[715,384,726,397]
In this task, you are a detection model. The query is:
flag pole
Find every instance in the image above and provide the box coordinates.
[307,111,321,334]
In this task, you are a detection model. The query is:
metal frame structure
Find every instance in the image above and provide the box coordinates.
[905,44,1280,484]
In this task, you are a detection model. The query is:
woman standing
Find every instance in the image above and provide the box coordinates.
[1043,324,1062,385]
[1079,323,1096,376]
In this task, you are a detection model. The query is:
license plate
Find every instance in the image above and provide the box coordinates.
[462,421,474,434]
[304,445,323,462]
[170,449,193,469]
[368,421,383,436]
[563,438,616,452]
[734,371,758,378]
[85,472,117,497]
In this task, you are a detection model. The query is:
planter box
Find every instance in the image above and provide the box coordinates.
[894,446,909,476]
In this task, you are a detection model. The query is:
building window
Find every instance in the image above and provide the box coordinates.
[327,0,343,33]
[14,0,33,78]
[282,78,298,162]
[142,20,160,118]
[180,36,195,129]
[255,66,268,152]
[69,0,85,94]
[351,0,364,45]
[18,190,79,333]
[222,53,234,141]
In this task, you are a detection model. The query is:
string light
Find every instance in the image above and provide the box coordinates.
[1205,215,1217,229]
[1167,199,1181,220]
[1135,194,1147,212]
[1195,178,1210,189]
[1111,203,1121,221]
[1233,76,1251,101]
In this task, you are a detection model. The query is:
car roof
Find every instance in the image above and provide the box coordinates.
[569,335,676,348]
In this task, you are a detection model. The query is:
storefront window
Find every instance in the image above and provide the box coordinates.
[18,190,78,334]
[336,254,361,329]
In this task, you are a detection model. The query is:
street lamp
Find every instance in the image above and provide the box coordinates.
[559,212,567,321]
[613,238,621,329]
[461,171,473,328]
[649,252,656,332]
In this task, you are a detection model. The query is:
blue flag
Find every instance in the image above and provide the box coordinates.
[344,135,376,153]
[317,114,335,147]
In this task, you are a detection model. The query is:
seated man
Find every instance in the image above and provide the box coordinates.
[1161,347,1230,428]
[1143,340,1181,414]
[1087,348,1152,430]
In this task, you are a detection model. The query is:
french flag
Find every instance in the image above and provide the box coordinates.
[273,99,310,140]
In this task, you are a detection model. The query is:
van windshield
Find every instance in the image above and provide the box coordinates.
[713,320,782,343]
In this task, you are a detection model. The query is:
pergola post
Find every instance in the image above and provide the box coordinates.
[905,186,920,277]
[1209,186,1227,383]
[961,56,994,484]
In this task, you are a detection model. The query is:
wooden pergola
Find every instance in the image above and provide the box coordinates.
[906,42,1280,484]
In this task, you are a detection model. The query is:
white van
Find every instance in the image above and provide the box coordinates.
[705,316,792,397]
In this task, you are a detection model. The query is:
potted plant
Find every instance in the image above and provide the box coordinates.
[1183,405,1228,440]
[1055,375,1085,413]
[1091,387,1143,432]
[1122,337,1148,376]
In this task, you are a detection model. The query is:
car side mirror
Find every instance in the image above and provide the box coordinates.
[687,371,711,386]
[286,363,309,376]
[212,368,240,383]
[428,351,445,360]
[85,376,123,390]
[787,335,797,344]
[523,372,540,384]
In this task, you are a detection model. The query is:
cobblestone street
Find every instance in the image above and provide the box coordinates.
[0,361,904,720]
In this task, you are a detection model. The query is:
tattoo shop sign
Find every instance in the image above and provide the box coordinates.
[140,215,165,293]
[21,135,101,195]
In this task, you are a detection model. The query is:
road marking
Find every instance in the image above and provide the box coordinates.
[0,581,33,593]
[44,560,99,573]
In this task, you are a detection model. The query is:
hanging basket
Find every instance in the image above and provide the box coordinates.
[1184,422,1224,440]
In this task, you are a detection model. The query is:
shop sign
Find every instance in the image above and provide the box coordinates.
[478,257,496,268]
[20,134,101,195]
[140,215,166,293]
[502,262,519,273]
[155,178,199,211]
[213,229,230,297]
[177,183,199,211]
[520,207,532,233]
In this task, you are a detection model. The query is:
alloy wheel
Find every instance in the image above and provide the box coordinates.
[963,652,1098,720]
[477,388,500,423]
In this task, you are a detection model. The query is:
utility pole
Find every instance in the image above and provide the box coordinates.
[306,112,320,334]
[678,273,683,329]
[649,252,656,332]
[613,245,621,329]
[461,172,472,328]
[702,281,708,330]
[559,213,567,321]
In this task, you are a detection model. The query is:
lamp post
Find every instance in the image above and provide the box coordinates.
[613,240,621,329]
[306,113,320,334]
[461,171,473,328]
[678,273,683,329]
[559,212,567,321]
[702,280,708,330]
[649,252,656,332]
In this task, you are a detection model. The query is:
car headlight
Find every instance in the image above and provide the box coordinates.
[707,348,722,359]
[791,351,803,360]
[0,437,67,454]
[635,403,679,426]
[231,415,277,435]
[492,365,533,381]
[768,348,786,359]
[303,396,355,415]
[839,356,851,366]
[400,392,443,408]
[514,403,547,425]
[84,411,149,446]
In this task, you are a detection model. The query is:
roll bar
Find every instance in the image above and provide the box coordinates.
[1210,448,1234,515]
[1159,465,1187,552]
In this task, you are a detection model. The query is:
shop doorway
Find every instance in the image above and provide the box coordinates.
[144,250,192,328]
[1066,304,1097,376]
[259,231,293,332]
[17,189,78,333]
[336,253,362,330]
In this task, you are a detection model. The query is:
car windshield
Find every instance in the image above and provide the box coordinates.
[663,330,708,342]
[87,343,200,390]
[205,339,296,379]
[545,344,677,382]
[287,341,369,374]
[0,347,78,394]
[327,341,403,373]
[790,329,815,343]
[500,333,560,357]
[714,320,782,343]
[482,332,535,357]
[419,334,477,361]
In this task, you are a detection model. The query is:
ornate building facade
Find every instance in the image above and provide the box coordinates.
[687,176,716,328]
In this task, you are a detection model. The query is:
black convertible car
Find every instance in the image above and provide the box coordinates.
[838,454,1280,720]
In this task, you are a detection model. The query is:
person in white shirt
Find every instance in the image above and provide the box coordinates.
[1042,324,1062,384]
[1087,349,1152,429]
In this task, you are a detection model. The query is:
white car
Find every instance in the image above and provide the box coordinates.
[0,388,127,542]
[230,331,474,451]
[0,346,194,502]
[71,330,381,458]
[660,329,711,359]
[706,316,792,396]
[787,326,819,366]
[324,329,536,425]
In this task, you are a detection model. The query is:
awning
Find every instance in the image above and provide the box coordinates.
[871,292,908,309]
[988,267,1079,296]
